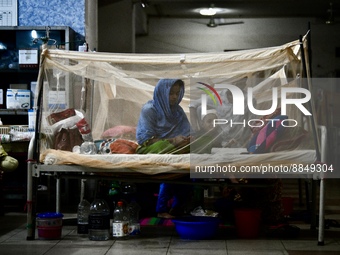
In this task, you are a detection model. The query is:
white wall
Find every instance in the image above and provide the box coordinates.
[136,17,340,78]
[98,0,135,53]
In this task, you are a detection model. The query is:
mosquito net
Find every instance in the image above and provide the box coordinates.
[34,33,319,176]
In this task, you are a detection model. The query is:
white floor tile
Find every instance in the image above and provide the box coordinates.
[1,214,340,255]
[282,239,340,251]
[170,239,226,249]
[226,239,285,250]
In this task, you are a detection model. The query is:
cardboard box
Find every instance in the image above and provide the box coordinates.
[6,89,31,109]
[10,84,28,89]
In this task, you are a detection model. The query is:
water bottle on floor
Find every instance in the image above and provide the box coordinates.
[77,198,91,234]
[112,201,129,239]
[88,198,110,241]
[127,200,141,236]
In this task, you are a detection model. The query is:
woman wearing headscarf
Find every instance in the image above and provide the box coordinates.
[136,79,191,218]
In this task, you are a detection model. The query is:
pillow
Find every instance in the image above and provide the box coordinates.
[247,115,287,154]
[101,125,136,140]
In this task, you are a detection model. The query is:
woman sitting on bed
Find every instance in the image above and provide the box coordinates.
[136,78,192,218]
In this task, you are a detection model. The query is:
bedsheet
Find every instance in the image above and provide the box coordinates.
[40,148,317,175]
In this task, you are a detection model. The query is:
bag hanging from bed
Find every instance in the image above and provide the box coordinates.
[54,128,83,152]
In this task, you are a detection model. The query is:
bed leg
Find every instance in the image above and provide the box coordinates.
[318,178,325,246]
[56,177,61,213]
[310,180,317,230]
[317,125,327,245]
[26,161,35,240]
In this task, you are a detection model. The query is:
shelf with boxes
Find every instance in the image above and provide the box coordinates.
[0,26,76,123]
[0,26,76,213]
[0,26,77,213]
[0,125,33,145]
[0,109,28,115]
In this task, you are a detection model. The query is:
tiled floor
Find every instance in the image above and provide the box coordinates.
[1,213,340,255]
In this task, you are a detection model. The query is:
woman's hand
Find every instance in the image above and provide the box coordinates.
[170,135,191,147]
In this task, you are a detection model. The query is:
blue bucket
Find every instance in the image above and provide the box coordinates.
[172,216,220,240]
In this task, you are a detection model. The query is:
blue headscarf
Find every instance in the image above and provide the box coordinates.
[136,79,191,145]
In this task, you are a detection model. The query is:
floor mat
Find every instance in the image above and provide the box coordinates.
[140,217,174,226]
[140,217,236,229]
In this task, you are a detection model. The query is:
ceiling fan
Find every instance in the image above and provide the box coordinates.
[195,4,244,28]
[206,17,244,28]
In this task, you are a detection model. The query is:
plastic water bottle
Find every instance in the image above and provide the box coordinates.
[77,198,91,234]
[112,201,129,239]
[88,198,110,241]
[80,141,97,154]
[127,200,141,235]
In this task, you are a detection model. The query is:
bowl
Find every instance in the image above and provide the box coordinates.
[172,216,220,240]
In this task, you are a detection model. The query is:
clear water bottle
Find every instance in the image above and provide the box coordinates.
[80,141,97,154]
[77,198,91,234]
[127,200,141,235]
[112,201,129,239]
[88,198,110,241]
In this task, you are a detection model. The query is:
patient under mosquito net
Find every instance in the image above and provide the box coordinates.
[34,35,318,173]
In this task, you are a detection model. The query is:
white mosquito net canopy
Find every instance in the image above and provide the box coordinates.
[34,33,318,163]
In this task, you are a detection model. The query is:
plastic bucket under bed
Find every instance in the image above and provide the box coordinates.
[234,208,261,239]
[36,212,64,240]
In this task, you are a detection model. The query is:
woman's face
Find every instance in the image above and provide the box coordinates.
[202,113,217,131]
[169,83,181,106]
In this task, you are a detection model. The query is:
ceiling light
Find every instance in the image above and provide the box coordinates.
[197,5,230,16]
[200,7,218,16]
[0,42,6,50]
[31,30,38,39]
[140,0,149,8]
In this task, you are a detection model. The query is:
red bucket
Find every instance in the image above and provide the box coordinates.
[37,226,62,239]
[234,208,261,239]
[281,197,294,216]
[36,212,63,240]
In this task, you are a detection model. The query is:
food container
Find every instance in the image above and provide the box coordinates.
[172,216,220,240]
[36,212,64,239]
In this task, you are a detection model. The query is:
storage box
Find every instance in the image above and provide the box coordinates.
[10,84,28,89]
[6,89,31,109]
